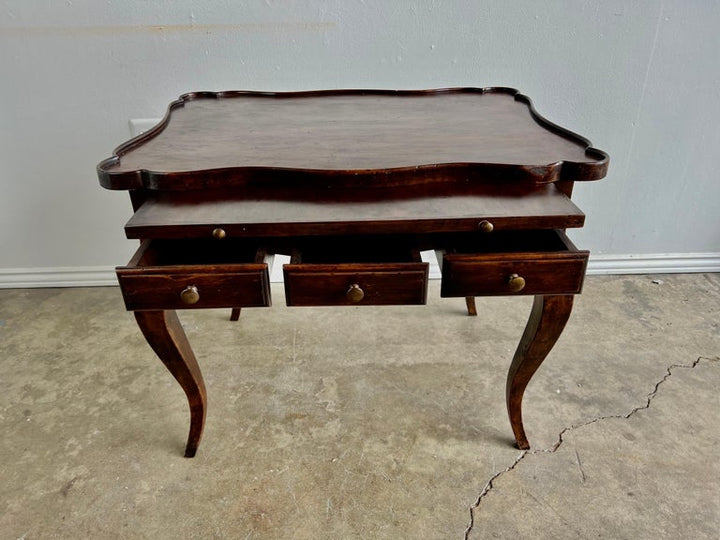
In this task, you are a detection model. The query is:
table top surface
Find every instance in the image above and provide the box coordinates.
[98,88,608,192]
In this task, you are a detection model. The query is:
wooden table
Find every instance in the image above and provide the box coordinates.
[98,88,608,457]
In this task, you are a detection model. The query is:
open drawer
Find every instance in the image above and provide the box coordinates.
[117,239,272,310]
[283,238,428,306]
[438,229,588,297]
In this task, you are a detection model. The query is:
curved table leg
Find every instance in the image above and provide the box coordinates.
[134,310,207,457]
[230,308,242,321]
[506,295,574,450]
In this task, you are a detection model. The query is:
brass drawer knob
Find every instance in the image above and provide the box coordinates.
[507,274,526,292]
[212,227,226,239]
[478,220,494,233]
[346,283,365,303]
[180,285,200,305]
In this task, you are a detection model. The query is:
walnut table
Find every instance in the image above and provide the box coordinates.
[97,88,608,457]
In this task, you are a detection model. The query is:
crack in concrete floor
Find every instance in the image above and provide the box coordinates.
[463,355,716,539]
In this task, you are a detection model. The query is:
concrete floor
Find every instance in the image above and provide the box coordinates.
[0,274,718,539]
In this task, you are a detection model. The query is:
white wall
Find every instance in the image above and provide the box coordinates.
[1,1,719,285]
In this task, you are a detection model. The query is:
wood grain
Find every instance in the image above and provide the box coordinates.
[98,88,608,191]
[284,263,428,306]
[506,295,574,450]
[134,310,207,457]
[99,88,607,455]
[124,183,585,239]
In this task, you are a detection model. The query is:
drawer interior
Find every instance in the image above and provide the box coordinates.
[438,229,588,298]
[130,238,268,267]
[441,229,577,257]
[289,235,422,264]
[283,236,428,306]
[118,239,273,311]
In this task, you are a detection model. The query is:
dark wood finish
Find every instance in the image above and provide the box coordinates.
[119,270,270,311]
[134,310,206,457]
[507,295,574,449]
[440,252,588,297]
[465,297,478,316]
[124,183,585,239]
[116,240,271,311]
[284,262,429,306]
[98,88,608,192]
[283,240,428,306]
[98,88,607,455]
[439,230,588,297]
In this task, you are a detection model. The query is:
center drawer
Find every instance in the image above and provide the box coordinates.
[283,238,428,306]
[117,239,271,310]
[438,229,588,297]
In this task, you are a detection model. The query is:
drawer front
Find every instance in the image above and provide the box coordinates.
[117,240,271,310]
[440,252,588,297]
[118,268,270,310]
[284,263,428,306]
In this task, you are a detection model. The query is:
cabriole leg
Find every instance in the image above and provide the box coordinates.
[506,295,574,450]
[134,310,207,457]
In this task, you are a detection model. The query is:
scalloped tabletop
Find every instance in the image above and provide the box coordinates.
[98,88,608,192]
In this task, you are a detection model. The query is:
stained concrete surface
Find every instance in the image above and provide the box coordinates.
[0,274,718,539]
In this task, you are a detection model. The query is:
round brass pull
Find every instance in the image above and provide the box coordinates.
[478,220,494,233]
[507,274,526,292]
[346,283,365,303]
[180,285,200,305]
[212,228,226,240]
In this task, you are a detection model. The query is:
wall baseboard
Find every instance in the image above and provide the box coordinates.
[585,252,720,275]
[1,253,718,289]
[0,267,118,289]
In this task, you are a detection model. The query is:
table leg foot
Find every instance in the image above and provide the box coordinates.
[465,296,477,316]
[230,308,241,321]
[134,310,207,458]
[506,295,574,450]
